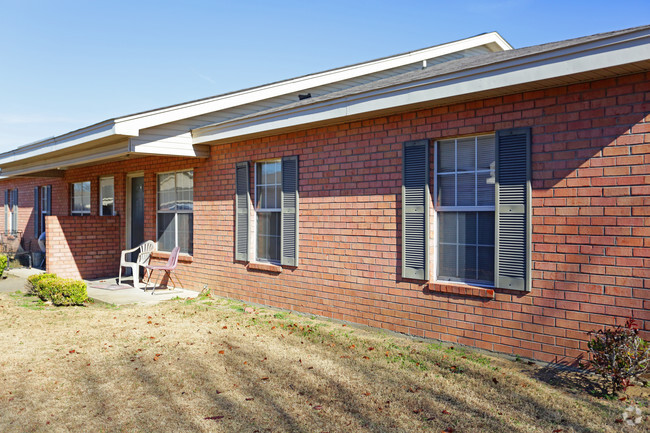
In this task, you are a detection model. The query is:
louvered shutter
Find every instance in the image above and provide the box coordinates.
[12,189,18,235]
[495,128,531,291]
[45,186,52,235]
[34,187,40,237]
[281,156,299,266]
[402,140,429,280]
[4,190,8,235]
[235,162,250,262]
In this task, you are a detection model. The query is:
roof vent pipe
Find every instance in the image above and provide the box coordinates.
[422,59,427,69]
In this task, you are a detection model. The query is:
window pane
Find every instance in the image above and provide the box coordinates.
[158,173,176,211]
[100,178,114,216]
[456,173,475,206]
[457,137,475,172]
[477,212,495,245]
[438,244,457,279]
[477,172,495,206]
[177,213,193,255]
[257,212,280,262]
[478,246,495,282]
[437,174,455,206]
[477,136,495,170]
[176,171,193,211]
[458,212,477,245]
[437,140,455,172]
[458,245,477,281]
[438,212,457,243]
[157,213,175,252]
[72,182,90,214]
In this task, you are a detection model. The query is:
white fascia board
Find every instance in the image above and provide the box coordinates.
[0,141,130,177]
[112,33,511,133]
[193,33,650,144]
[0,120,133,165]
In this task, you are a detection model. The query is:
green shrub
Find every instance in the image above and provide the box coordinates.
[26,273,87,306]
[27,273,57,297]
[0,254,7,277]
[46,278,87,306]
[587,318,650,394]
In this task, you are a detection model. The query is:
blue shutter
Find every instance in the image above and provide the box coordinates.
[281,156,299,266]
[402,140,429,280]
[495,128,531,291]
[235,162,250,262]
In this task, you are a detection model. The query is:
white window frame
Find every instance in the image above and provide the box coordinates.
[433,134,495,286]
[70,181,91,216]
[254,159,282,264]
[99,176,115,216]
[155,170,193,254]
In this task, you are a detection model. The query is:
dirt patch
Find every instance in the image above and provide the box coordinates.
[0,292,648,432]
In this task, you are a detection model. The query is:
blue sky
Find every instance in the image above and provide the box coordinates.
[0,0,648,151]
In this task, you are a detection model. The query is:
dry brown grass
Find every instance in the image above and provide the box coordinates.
[0,290,648,433]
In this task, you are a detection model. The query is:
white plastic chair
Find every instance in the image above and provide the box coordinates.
[118,240,156,289]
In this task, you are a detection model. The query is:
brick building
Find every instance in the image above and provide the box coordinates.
[1,26,649,363]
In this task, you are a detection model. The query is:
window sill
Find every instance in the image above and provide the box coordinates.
[246,262,282,274]
[151,251,193,264]
[428,281,494,299]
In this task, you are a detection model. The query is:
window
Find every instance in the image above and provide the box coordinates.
[71,181,91,215]
[235,156,298,266]
[435,135,495,286]
[4,189,18,235]
[34,185,51,237]
[99,177,114,216]
[157,170,193,254]
[402,129,530,291]
[255,160,281,263]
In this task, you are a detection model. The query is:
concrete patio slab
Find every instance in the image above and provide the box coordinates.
[1,267,198,306]
[86,277,199,306]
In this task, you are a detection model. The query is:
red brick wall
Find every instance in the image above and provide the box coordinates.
[0,178,65,250]
[45,215,121,279]
[1,72,648,364]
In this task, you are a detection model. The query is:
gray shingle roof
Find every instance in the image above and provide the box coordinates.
[207,24,650,127]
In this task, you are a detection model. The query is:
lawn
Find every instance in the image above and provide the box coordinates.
[0,290,647,432]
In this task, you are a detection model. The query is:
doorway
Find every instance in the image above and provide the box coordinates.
[126,173,145,273]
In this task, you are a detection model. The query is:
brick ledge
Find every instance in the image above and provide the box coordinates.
[151,251,193,264]
[428,282,494,299]
[246,262,282,273]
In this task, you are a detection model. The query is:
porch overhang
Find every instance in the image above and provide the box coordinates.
[0,122,209,178]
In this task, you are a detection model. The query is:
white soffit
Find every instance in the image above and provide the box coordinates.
[192,29,650,144]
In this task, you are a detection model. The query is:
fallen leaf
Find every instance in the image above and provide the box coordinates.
[364,392,371,396]
[492,378,499,384]
[245,397,254,401]
[368,347,374,351]
[413,409,421,414]
[69,350,75,354]
[313,405,322,410]
[443,428,454,433]
[442,409,450,415]
[552,429,564,433]
[204,416,224,421]
[222,326,227,329]
[614,419,624,424]
[218,350,225,354]
[260,377,269,381]
[363,356,370,359]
